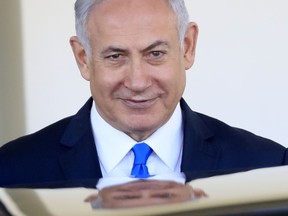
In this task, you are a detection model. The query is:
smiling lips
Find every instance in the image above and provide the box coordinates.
[122,97,158,109]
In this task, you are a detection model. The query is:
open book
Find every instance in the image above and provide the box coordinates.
[1,165,288,216]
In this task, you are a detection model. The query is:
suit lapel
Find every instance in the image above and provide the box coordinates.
[180,99,221,173]
[59,98,103,180]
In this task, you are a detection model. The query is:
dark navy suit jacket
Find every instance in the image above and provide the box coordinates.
[0,98,287,188]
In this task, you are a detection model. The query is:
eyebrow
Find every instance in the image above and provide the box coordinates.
[100,47,128,57]
[100,40,170,56]
[141,40,170,53]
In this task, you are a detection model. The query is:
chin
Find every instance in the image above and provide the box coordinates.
[125,119,161,135]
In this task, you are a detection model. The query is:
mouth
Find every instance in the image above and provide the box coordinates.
[122,97,158,109]
[118,180,173,191]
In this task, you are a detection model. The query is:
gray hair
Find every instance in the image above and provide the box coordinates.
[74,0,189,55]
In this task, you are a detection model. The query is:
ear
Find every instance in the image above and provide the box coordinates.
[183,22,199,70]
[69,36,91,81]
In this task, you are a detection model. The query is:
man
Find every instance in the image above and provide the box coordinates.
[85,180,207,209]
[0,0,287,188]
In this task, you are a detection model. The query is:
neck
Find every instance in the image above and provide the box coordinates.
[126,130,156,142]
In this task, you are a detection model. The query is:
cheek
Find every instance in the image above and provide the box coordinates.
[89,66,120,95]
[161,65,186,96]
[173,60,187,92]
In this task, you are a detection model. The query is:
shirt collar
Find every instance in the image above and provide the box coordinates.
[90,102,183,174]
[90,102,135,174]
[144,104,183,171]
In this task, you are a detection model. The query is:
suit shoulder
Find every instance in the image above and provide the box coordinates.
[0,98,94,151]
[180,98,284,149]
[0,116,74,186]
[195,111,286,154]
[0,116,73,153]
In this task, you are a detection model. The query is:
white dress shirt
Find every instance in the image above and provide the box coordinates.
[90,101,184,180]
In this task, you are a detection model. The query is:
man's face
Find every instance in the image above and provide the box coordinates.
[71,0,198,141]
[86,180,206,209]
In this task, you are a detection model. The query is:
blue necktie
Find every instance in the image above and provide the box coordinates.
[130,143,152,178]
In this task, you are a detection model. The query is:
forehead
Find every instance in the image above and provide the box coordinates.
[87,0,178,43]
[90,0,174,19]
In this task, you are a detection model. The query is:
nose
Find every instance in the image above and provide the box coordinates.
[124,58,151,92]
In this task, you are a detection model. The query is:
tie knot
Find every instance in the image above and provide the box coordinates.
[132,143,152,165]
[130,143,152,178]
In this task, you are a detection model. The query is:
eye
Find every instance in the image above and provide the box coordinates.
[150,51,163,58]
[113,194,141,200]
[107,53,122,60]
[152,192,175,199]
[104,53,127,65]
[146,50,167,63]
